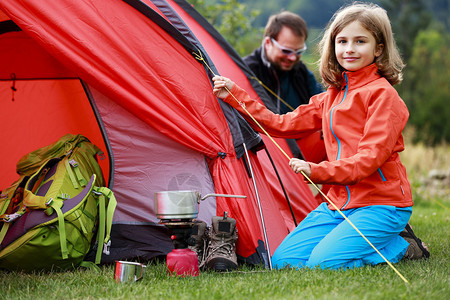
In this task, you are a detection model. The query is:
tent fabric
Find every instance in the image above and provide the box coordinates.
[86,85,218,223]
[0,0,321,265]
[0,31,76,79]
[0,74,109,187]
[130,0,263,159]
[6,0,232,158]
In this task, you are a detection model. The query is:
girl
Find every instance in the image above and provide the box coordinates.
[213,3,427,269]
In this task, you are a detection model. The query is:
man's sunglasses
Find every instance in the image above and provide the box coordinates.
[270,38,307,56]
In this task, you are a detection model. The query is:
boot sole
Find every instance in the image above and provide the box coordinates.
[206,258,237,272]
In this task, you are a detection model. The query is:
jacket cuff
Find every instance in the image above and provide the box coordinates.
[223,84,243,107]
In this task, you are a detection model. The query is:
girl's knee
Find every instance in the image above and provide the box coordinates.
[305,251,327,269]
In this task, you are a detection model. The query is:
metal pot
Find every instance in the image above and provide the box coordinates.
[155,190,246,220]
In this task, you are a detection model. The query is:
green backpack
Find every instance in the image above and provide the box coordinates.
[0,134,116,272]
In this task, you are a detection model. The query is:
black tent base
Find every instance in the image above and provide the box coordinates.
[238,239,270,268]
[86,224,269,267]
[85,223,173,264]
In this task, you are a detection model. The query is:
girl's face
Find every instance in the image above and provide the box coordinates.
[335,21,383,71]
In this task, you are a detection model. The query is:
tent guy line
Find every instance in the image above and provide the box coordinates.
[194,51,409,284]
[250,76,295,111]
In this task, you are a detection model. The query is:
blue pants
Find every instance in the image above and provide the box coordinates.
[272,203,412,270]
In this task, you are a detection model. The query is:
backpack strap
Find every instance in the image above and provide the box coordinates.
[0,177,29,245]
[64,158,88,189]
[0,176,28,220]
[30,167,51,193]
[21,158,60,210]
[92,186,117,264]
[47,199,68,259]
[64,159,80,189]
[23,156,88,212]
[69,159,88,187]
[0,223,11,246]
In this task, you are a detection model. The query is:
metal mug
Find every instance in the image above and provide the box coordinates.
[114,261,146,283]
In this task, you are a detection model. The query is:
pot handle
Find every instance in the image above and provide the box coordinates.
[200,193,247,201]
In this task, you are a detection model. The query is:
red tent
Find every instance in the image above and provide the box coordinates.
[0,0,320,266]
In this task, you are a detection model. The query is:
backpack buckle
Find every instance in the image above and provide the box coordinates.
[69,159,79,168]
[103,240,111,255]
[3,212,21,223]
[58,193,70,200]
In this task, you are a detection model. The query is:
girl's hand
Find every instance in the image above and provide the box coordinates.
[289,158,311,177]
[213,75,234,99]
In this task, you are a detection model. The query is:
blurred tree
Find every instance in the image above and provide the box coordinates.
[187,0,262,55]
[401,27,450,145]
[380,0,432,61]
[426,0,449,30]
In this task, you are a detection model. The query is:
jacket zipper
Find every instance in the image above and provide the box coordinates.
[377,168,387,182]
[330,73,351,209]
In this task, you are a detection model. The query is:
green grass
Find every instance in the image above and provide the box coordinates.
[0,202,448,300]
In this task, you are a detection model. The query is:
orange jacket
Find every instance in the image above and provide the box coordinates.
[224,64,413,210]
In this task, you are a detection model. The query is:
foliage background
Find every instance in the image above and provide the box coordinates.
[187,0,449,146]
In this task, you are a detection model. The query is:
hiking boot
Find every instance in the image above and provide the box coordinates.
[205,214,238,271]
[400,223,430,260]
[188,220,208,268]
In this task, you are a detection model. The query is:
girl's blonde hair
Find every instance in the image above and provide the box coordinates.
[319,2,404,89]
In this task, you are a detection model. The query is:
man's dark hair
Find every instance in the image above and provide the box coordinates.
[264,11,308,40]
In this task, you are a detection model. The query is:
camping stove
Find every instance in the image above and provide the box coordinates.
[158,218,199,277]
[155,190,246,277]
[159,219,196,249]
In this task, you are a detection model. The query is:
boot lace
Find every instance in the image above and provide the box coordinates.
[205,235,235,261]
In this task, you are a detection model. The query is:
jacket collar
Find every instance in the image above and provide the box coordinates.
[342,63,381,90]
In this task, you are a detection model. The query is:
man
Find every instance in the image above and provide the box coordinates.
[244,11,323,115]
[244,11,324,160]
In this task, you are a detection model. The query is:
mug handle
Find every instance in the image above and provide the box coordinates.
[135,264,145,281]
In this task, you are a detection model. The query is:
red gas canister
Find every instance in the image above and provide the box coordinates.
[166,248,199,277]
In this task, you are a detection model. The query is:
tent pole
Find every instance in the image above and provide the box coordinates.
[243,143,272,270]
